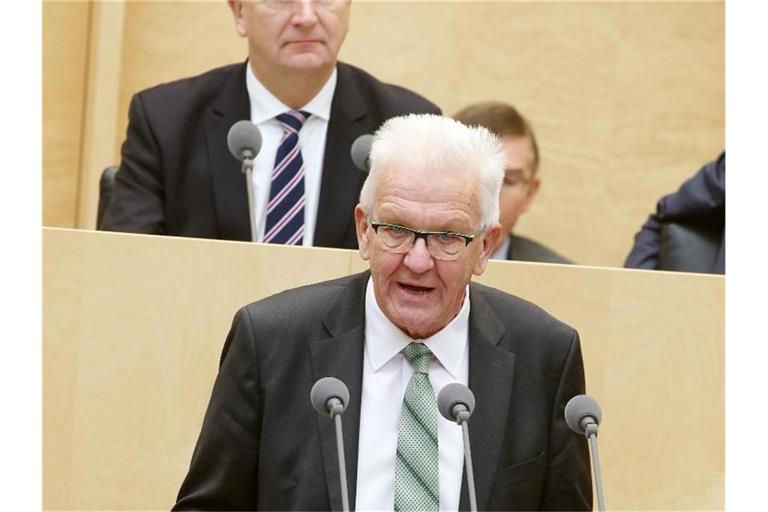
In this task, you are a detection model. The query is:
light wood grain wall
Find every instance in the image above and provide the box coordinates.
[42,1,91,227]
[42,1,724,267]
[43,228,724,510]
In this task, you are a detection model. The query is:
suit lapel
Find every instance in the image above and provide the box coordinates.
[205,61,252,241]
[309,272,369,511]
[459,285,515,511]
[314,63,370,248]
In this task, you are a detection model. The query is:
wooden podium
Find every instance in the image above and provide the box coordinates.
[43,228,724,510]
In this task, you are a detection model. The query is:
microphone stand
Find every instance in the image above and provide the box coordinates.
[328,398,350,512]
[240,156,257,242]
[584,422,606,512]
[454,407,477,512]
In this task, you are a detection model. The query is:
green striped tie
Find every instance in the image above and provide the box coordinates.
[395,343,439,511]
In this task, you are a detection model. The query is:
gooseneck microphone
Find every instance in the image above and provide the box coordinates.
[565,395,606,512]
[350,134,374,173]
[438,383,478,512]
[227,121,263,242]
[310,377,351,512]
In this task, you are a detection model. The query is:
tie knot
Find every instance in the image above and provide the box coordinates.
[276,110,310,133]
[402,343,433,374]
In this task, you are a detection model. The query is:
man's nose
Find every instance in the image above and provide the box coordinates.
[290,0,320,25]
[403,237,435,274]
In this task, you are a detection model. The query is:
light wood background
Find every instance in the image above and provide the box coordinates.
[43,228,724,511]
[42,0,724,267]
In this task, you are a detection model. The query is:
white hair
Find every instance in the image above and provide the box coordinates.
[359,114,505,231]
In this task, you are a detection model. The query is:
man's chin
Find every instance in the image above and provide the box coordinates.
[281,53,333,73]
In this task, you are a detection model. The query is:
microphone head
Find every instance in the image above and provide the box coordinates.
[227,120,263,162]
[564,394,602,434]
[437,382,476,422]
[350,134,374,172]
[310,377,350,417]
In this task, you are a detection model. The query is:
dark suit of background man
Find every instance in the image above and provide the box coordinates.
[624,151,725,273]
[101,0,439,248]
[453,101,572,264]
[174,114,592,511]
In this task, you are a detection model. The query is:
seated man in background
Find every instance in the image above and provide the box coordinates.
[625,152,725,274]
[101,0,439,248]
[453,101,572,264]
[173,114,592,510]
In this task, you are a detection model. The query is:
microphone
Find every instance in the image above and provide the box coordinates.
[350,134,374,173]
[227,121,263,242]
[227,120,263,163]
[565,395,606,512]
[310,377,351,512]
[310,376,350,418]
[438,382,476,424]
[437,383,478,512]
[565,394,602,437]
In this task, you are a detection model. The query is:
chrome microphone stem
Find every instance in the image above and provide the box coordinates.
[586,426,605,512]
[329,399,350,512]
[241,158,257,242]
[461,422,478,512]
[455,409,477,512]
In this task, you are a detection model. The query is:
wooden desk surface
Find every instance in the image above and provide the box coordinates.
[43,228,723,510]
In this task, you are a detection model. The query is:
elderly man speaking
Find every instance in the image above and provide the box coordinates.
[174,115,592,511]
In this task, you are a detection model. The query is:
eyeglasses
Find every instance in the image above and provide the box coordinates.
[369,220,478,261]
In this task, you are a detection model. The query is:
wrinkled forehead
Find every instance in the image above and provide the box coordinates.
[372,164,482,226]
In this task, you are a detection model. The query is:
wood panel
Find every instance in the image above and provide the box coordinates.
[44,1,724,267]
[341,1,725,267]
[43,228,724,510]
[76,2,127,229]
[42,1,91,227]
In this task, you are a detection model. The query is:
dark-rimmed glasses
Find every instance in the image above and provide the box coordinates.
[369,220,477,261]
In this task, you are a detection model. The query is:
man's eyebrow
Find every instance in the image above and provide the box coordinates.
[504,168,525,175]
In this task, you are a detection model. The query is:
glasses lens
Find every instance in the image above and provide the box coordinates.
[427,233,465,260]
[376,225,413,251]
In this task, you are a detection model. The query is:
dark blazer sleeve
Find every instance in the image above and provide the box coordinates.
[541,330,592,510]
[625,152,725,269]
[100,92,168,234]
[173,307,261,511]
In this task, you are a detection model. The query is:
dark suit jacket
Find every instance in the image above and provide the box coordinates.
[101,62,440,248]
[625,152,725,273]
[506,234,573,265]
[173,272,592,511]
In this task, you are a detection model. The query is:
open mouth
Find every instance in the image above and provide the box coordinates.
[398,283,434,294]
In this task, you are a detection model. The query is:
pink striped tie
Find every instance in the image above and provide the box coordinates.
[263,110,309,245]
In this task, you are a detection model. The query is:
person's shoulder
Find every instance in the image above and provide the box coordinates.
[470,281,577,341]
[135,62,244,105]
[337,61,441,115]
[509,234,573,264]
[238,272,365,326]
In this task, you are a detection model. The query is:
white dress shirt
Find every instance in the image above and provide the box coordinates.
[491,234,511,260]
[244,62,337,246]
[355,278,469,511]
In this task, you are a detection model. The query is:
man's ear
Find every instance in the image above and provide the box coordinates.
[354,205,371,260]
[228,1,248,37]
[473,223,503,275]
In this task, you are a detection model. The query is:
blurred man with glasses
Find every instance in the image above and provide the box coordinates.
[174,114,591,511]
[454,101,572,264]
[102,0,439,247]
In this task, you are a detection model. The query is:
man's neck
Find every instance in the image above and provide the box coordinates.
[249,61,335,110]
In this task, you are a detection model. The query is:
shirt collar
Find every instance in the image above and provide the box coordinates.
[245,61,337,124]
[491,234,511,260]
[364,277,470,378]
